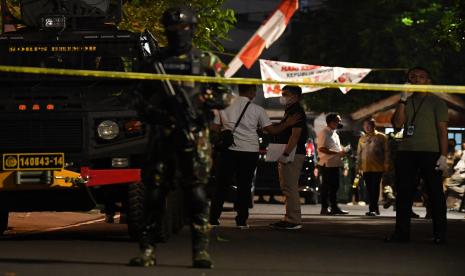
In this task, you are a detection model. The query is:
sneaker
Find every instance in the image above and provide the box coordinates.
[236,224,250,229]
[365,211,377,216]
[269,220,302,230]
[320,207,330,215]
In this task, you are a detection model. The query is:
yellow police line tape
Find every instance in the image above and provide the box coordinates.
[1,65,465,94]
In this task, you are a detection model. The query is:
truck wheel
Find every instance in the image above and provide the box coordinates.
[127,182,145,241]
[0,209,8,235]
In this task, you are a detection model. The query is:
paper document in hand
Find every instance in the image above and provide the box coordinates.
[265,143,296,162]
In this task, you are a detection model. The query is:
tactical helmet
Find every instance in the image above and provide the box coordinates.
[162,6,198,27]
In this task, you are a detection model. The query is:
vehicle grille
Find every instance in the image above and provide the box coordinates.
[0,119,83,152]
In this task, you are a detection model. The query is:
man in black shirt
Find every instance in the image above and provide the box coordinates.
[270,85,308,230]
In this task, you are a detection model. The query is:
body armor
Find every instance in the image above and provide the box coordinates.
[130,7,229,269]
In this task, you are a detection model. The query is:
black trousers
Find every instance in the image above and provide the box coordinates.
[320,166,341,209]
[395,151,447,239]
[363,172,382,212]
[210,149,259,224]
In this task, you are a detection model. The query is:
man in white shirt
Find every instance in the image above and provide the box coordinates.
[317,113,349,215]
[209,84,299,228]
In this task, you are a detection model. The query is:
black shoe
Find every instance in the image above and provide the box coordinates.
[410,211,420,219]
[330,208,349,215]
[320,207,330,215]
[235,217,249,229]
[269,220,302,230]
[365,211,377,216]
[236,223,250,229]
[383,200,393,209]
[384,233,409,243]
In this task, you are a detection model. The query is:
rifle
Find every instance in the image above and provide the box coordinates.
[140,29,201,144]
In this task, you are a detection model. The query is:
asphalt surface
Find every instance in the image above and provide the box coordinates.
[1,204,464,276]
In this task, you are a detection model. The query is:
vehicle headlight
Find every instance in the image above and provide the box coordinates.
[97,120,120,140]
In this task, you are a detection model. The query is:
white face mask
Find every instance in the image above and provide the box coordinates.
[279,96,288,105]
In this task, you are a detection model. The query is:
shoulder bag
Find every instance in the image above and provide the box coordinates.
[215,101,251,151]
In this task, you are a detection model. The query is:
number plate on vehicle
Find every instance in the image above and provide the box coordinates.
[2,153,64,171]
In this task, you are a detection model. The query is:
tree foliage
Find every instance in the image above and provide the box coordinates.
[120,0,236,52]
[289,0,465,114]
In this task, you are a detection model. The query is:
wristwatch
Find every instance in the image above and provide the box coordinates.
[399,100,407,104]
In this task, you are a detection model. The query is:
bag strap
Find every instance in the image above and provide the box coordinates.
[233,101,251,133]
[218,110,226,127]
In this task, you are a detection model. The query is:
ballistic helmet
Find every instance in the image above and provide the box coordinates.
[162,6,198,27]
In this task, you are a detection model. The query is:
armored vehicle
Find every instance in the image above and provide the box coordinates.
[0,0,182,238]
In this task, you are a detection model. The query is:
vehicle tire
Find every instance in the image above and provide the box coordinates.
[127,182,145,241]
[0,208,8,235]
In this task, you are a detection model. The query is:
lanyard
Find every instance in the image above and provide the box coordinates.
[408,95,427,126]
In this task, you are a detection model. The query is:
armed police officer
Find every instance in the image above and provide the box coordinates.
[129,6,228,269]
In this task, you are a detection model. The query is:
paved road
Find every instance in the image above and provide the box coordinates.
[1,204,464,276]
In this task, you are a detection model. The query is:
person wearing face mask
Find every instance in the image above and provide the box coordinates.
[129,6,231,269]
[209,84,300,229]
[269,85,308,230]
[386,67,448,244]
[317,113,349,215]
[356,118,389,216]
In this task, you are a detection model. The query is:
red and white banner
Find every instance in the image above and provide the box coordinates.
[224,0,298,78]
[260,59,372,98]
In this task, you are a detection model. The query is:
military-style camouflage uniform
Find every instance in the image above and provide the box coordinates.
[129,6,229,269]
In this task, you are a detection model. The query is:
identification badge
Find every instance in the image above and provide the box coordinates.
[405,125,415,137]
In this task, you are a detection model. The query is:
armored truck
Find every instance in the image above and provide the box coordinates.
[0,0,182,238]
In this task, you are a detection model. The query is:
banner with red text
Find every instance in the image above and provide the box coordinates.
[259,59,371,98]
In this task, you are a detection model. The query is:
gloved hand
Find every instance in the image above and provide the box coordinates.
[400,92,412,101]
[435,155,448,176]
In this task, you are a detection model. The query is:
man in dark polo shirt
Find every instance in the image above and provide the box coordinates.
[269,85,308,230]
